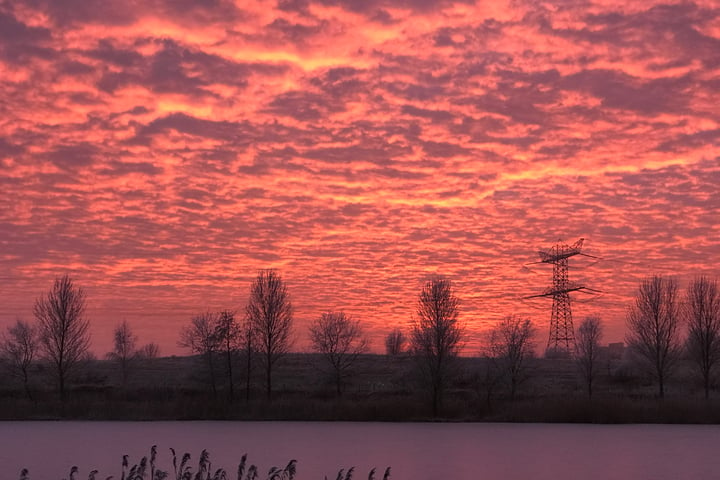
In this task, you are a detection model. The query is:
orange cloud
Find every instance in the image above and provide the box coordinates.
[0,0,718,355]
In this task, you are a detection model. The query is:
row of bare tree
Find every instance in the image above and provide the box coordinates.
[0,275,94,400]
[388,274,720,409]
[625,275,720,399]
[178,270,293,401]
[0,275,158,400]
[1,272,718,410]
[558,275,720,401]
[176,273,465,410]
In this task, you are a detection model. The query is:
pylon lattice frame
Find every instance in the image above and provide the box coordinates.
[536,238,585,356]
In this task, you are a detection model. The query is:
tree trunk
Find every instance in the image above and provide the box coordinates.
[245,348,252,403]
[22,367,32,400]
[225,335,235,402]
[121,358,128,388]
[208,353,217,399]
[59,371,66,402]
[227,346,234,402]
[266,352,272,401]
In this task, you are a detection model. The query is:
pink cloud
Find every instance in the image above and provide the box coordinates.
[1,0,718,355]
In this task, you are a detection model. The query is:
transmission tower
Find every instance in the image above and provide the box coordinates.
[527,238,591,357]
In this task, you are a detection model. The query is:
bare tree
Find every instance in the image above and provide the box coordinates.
[34,275,91,399]
[310,311,369,395]
[385,328,406,356]
[411,277,463,416]
[245,269,293,400]
[107,320,137,387]
[576,316,603,398]
[179,312,221,398]
[137,342,160,359]
[626,275,681,398]
[487,315,536,400]
[685,276,720,399]
[0,319,38,398]
[214,310,240,400]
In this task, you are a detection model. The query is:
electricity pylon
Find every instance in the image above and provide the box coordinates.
[527,238,592,357]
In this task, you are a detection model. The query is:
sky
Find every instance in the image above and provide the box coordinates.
[1,0,718,356]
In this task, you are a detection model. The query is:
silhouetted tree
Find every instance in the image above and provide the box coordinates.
[245,269,293,400]
[137,342,160,359]
[214,310,240,400]
[107,320,137,386]
[626,275,681,398]
[385,328,406,356]
[411,277,463,416]
[34,275,91,399]
[576,316,603,398]
[0,319,38,399]
[310,311,369,396]
[179,312,221,398]
[685,276,720,399]
[487,315,536,400]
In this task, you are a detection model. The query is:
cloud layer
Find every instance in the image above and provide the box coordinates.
[1,0,718,354]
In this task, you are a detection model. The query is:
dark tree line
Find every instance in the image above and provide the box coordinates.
[5,271,720,412]
[178,269,294,402]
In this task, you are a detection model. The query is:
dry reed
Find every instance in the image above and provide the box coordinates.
[20,446,389,480]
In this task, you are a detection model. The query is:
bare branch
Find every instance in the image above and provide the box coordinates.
[685,276,720,399]
[486,315,536,400]
[245,269,293,400]
[214,310,240,400]
[410,277,463,416]
[137,342,160,359]
[625,275,681,398]
[385,329,405,356]
[310,311,369,395]
[107,320,137,386]
[179,312,222,398]
[0,318,38,398]
[576,316,603,398]
[34,275,91,399]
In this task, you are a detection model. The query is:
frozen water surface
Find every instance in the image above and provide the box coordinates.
[2,422,720,480]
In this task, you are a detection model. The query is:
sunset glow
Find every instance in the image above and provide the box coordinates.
[1,0,718,355]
